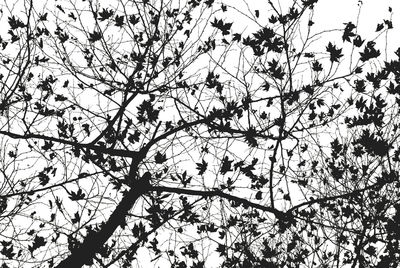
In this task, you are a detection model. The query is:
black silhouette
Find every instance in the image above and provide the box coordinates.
[0,0,400,267]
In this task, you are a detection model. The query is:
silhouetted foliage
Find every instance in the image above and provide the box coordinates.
[1,0,400,267]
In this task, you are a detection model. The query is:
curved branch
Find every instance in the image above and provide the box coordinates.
[0,130,136,158]
[151,185,286,219]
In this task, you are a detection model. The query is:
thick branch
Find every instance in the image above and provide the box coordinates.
[287,182,382,214]
[55,177,150,268]
[151,186,286,219]
[0,130,136,158]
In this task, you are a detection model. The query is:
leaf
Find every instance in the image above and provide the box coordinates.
[0,197,7,214]
[216,244,226,256]
[232,33,241,42]
[178,171,192,187]
[283,193,291,201]
[155,151,167,164]
[354,79,366,93]
[38,171,50,186]
[68,188,86,201]
[302,0,318,7]
[39,13,48,21]
[55,94,68,101]
[8,16,25,30]
[82,123,90,136]
[353,35,364,47]
[342,22,356,42]
[28,235,46,254]
[376,23,384,32]
[71,211,80,224]
[302,85,314,95]
[0,243,15,259]
[255,191,262,200]
[354,129,390,157]
[56,5,65,13]
[204,0,214,7]
[245,127,258,147]
[220,156,233,175]
[211,18,232,35]
[99,8,114,21]
[137,100,160,124]
[196,159,208,175]
[312,61,323,72]
[360,41,380,62]
[88,30,102,42]
[68,12,77,21]
[41,141,54,151]
[287,241,296,251]
[326,42,343,62]
[115,15,124,27]
[268,59,285,79]
[384,19,393,29]
[331,138,343,158]
[129,15,140,25]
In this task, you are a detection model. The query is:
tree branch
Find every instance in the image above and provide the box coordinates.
[55,171,150,268]
[151,186,286,219]
[0,130,136,158]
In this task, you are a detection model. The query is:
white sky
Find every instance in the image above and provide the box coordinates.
[1,0,400,267]
[314,0,400,53]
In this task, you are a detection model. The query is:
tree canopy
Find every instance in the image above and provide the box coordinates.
[1,0,400,267]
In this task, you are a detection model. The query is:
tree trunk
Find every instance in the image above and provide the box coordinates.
[55,178,149,268]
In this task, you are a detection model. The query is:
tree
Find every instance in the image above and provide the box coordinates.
[1,0,400,267]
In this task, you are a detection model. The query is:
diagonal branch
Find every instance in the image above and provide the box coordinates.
[151,186,286,219]
[287,181,383,214]
[55,169,150,268]
[0,130,136,158]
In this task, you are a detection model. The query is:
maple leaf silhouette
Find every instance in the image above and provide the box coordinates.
[326,42,343,62]
[220,156,233,175]
[245,127,258,147]
[204,0,214,7]
[115,15,124,27]
[99,8,114,21]
[360,41,380,62]
[129,15,140,25]
[196,159,208,175]
[56,5,65,13]
[211,18,232,35]
[376,23,384,32]
[68,188,86,200]
[8,16,25,29]
[312,61,322,72]
[354,79,366,93]
[232,33,241,42]
[88,30,102,42]
[253,27,275,42]
[155,151,167,164]
[302,85,314,95]
[302,0,318,7]
[342,22,356,42]
[39,13,48,21]
[353,35,365,47]
[384,19,393,29]
[268,59,285,79]
[28,236,46,254]
[354,129,390,156]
